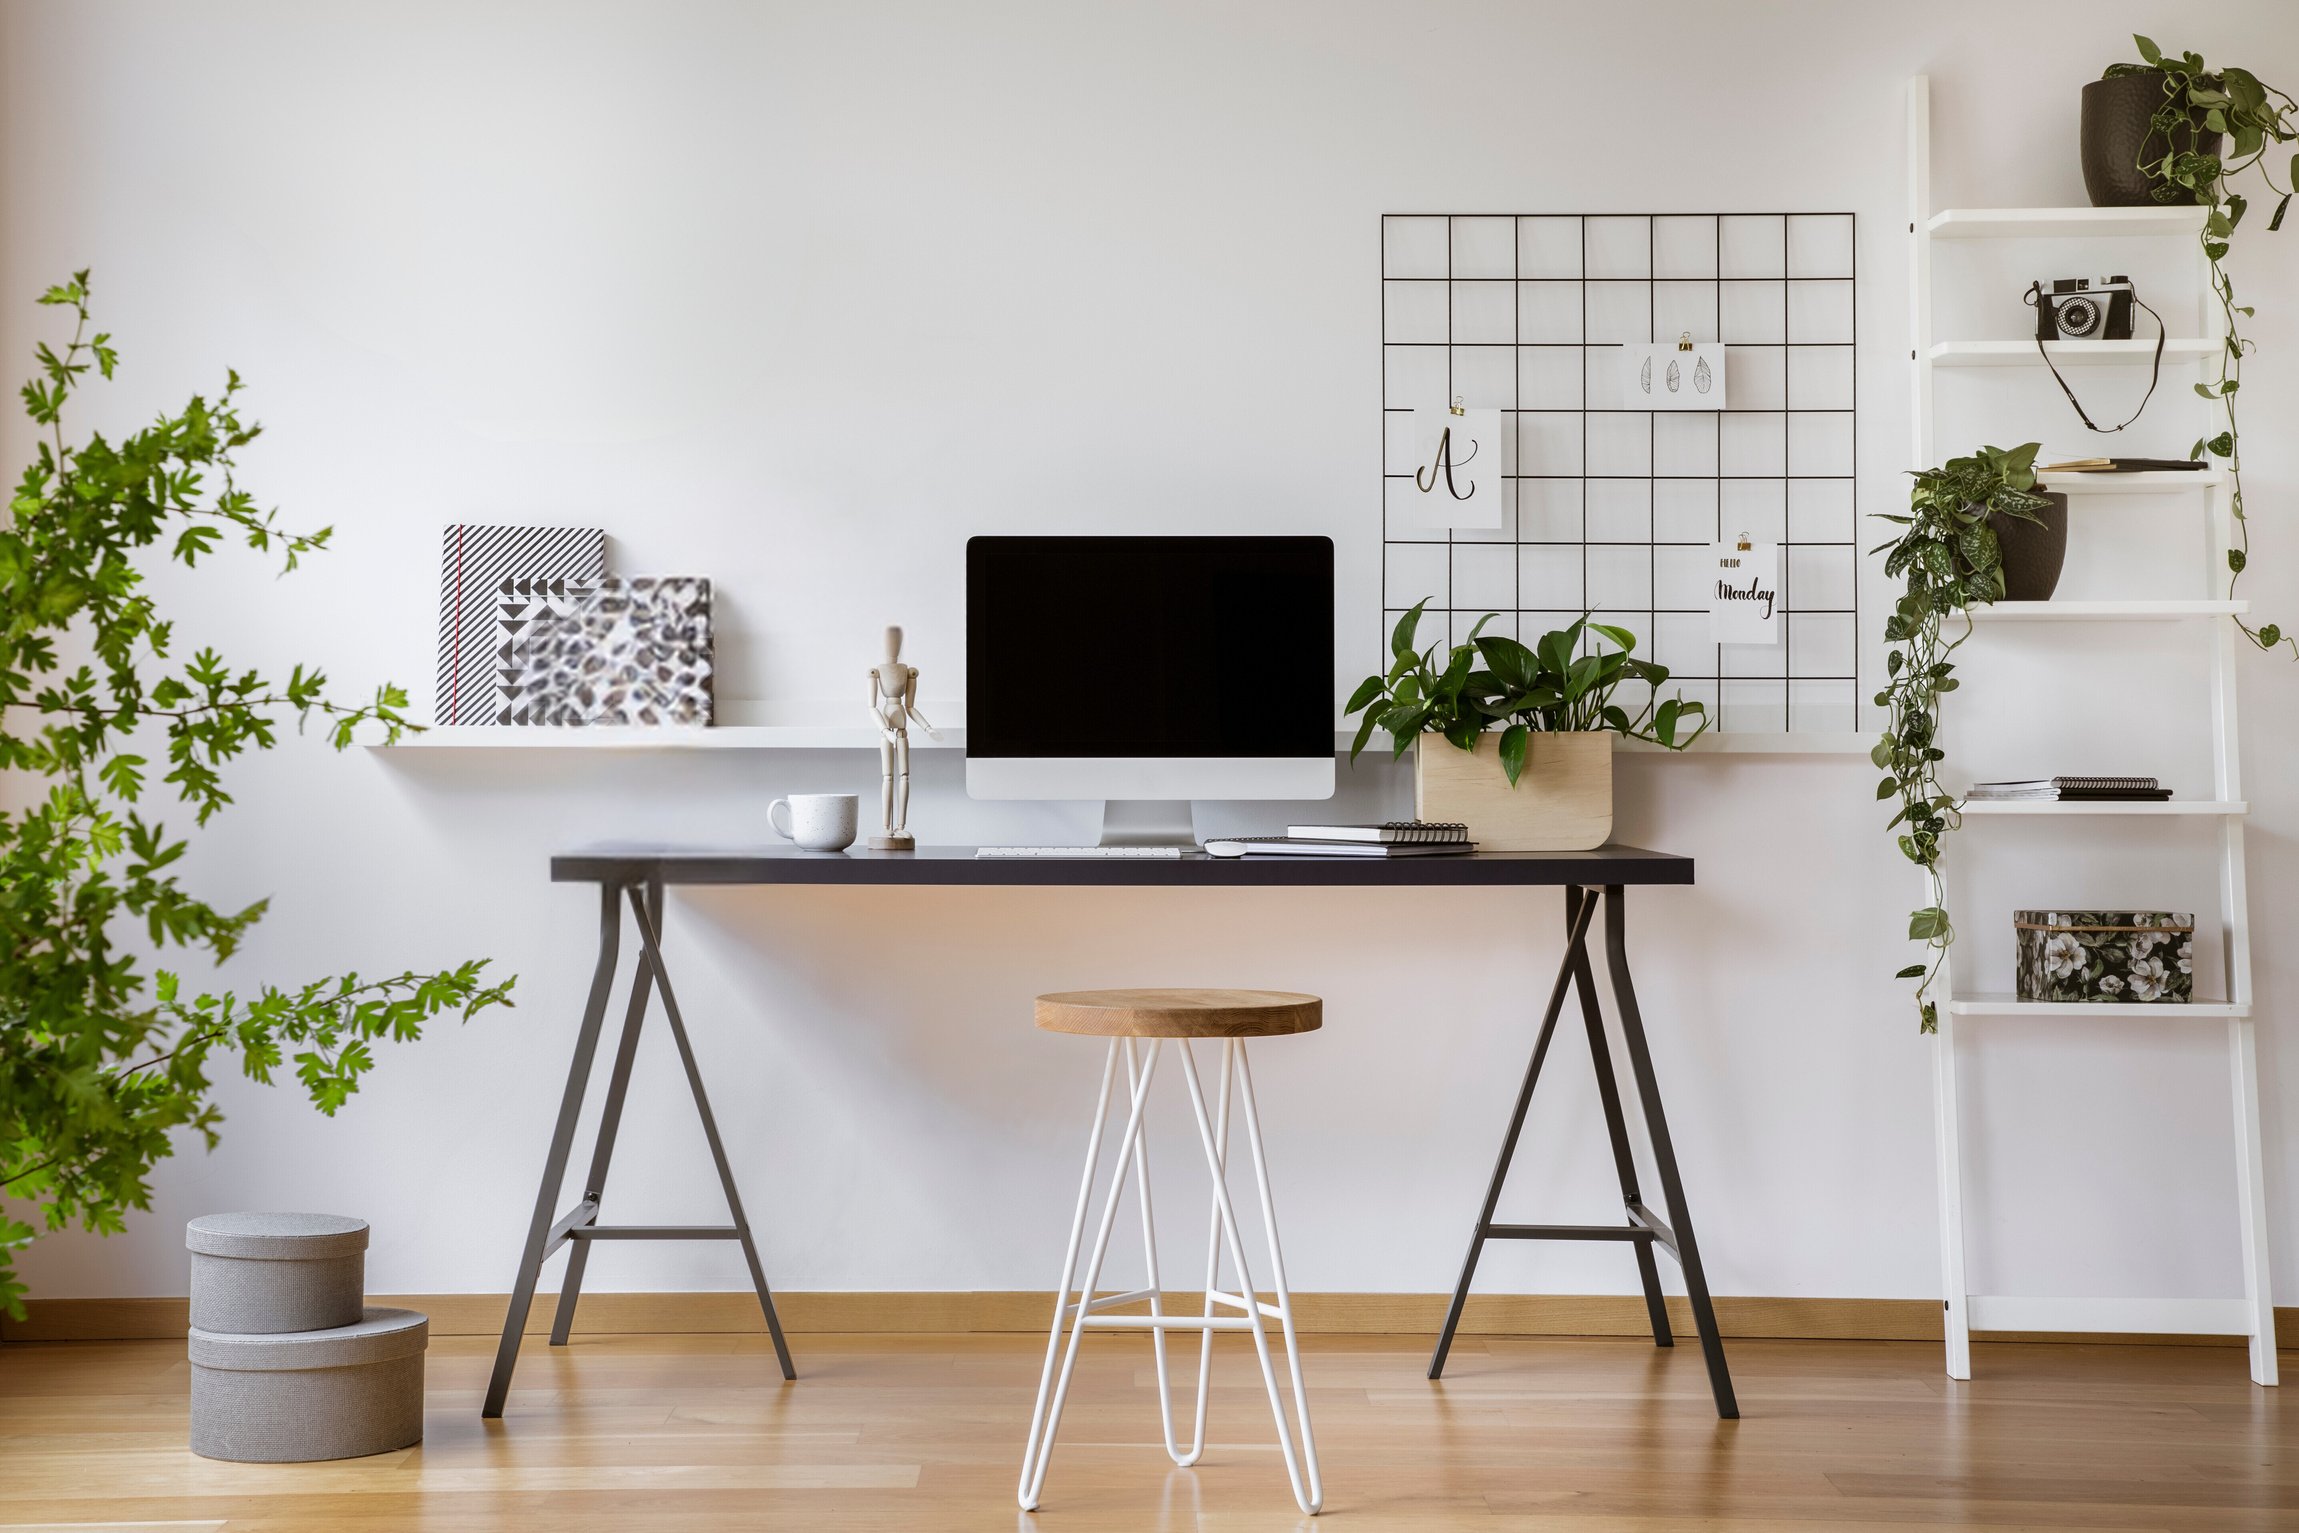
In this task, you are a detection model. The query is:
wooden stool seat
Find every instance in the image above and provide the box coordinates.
[1034,989,1322,1039]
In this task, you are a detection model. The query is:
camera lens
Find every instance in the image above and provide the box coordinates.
[2059,296,2101,337]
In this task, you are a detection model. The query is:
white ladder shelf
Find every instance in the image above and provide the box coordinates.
[1907,76,2277,1387]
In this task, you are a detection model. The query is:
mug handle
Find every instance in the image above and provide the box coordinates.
[768,798,793,841]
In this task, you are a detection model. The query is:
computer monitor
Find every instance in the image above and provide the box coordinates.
[967,535,1336,843]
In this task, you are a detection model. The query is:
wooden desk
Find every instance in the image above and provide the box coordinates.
[482,845,1736,1420]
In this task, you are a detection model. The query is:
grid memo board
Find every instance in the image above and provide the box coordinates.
[1381,212,1859,734]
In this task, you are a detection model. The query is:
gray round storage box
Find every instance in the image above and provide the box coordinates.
[186,1212,366,1334]
[189,1306,428,1462]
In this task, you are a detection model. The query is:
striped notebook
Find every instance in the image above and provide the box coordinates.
[437,525,605,725]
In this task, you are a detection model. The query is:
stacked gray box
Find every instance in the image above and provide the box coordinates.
[185,1214,427,1462]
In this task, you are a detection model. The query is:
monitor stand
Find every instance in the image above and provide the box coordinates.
[1099,799,1200,849]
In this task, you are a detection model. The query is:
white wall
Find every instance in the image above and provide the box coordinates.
[6,0,2298,1311]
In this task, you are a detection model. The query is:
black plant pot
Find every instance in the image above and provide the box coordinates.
[2082,71,2221,207]
[1996,489,2069,601]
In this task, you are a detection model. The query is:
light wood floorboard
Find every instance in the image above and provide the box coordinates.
[1,1331,2293,1529]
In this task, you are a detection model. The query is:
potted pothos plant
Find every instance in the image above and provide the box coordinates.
[1873,443,2054,1032]
[1344,603,1706,851]
[2086,35,2298,659]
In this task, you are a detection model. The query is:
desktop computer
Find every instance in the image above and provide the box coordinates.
[967,535,1335,853]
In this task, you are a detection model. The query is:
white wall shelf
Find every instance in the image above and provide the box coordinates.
[2048,470,2223,494]
[1958,799,2246,817]
[1908,75,2273,1389]
[1949,995,2249,1020]
[376,725,968,751]
[1966,599,2246,622]
[377,727,1879,757]
[1926,206,2207,240]
[1930,339,2217,368]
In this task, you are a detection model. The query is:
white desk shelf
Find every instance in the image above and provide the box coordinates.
[1958,799,2246,817]
[377,728,1879,757]
[1909,76,2274,1387]
[1926,206,2207,240]
[376,725,968,751]
[1929,339,2218,368]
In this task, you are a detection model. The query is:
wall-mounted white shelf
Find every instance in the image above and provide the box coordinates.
[376,725,968,751]
[2046,470,2223,494]
[1929,339,2217,368]
[377,727,1879,757]
[1958,799,2245,817]
[1926,206,2207,240]
[1966,599,2246,622]
[1949,995,2249,1020]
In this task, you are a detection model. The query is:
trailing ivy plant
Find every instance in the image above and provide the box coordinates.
[1873,443,2051,1032]
[1346,600,1706,783]
[2105,35,2298,657]
[0,274,515,1318]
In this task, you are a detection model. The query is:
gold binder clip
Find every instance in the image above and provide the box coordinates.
[1678,331,1696,352]
[1736,531,1753,551]
[1449,394,1466,416]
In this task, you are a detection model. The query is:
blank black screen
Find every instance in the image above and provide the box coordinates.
[967,536,1334,758]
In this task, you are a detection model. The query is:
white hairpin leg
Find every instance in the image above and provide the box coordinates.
[1176,1040,1322,1515]
[1123,1039,1184,1462]
[1019,1038,1160,1511]
[1235,1040,1322,1511]
[1182,1038,1235,1468]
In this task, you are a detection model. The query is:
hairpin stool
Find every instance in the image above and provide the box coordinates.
[1017,988,1324,1515]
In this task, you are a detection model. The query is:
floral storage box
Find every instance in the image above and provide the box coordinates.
[2015,910,2193,1003]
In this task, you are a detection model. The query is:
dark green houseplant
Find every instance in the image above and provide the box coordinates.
[1873,443,2053,1032]
[2100,36,2299,658]
[0,275,514,1317]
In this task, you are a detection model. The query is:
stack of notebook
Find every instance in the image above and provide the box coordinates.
[1967,776,2172,803]
[1203,821,1476,858]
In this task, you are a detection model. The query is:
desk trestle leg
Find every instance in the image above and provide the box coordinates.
[1427,884,1737,1421]
[481,880,794,1421]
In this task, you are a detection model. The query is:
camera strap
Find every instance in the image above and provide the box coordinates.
[2023,281,2166,433]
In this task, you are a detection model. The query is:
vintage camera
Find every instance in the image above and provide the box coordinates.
[2033,276,2136,341]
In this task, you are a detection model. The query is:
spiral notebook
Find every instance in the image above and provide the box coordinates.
[1282,820,1470,844]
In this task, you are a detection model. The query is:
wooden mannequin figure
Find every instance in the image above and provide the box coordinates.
[867,626,935,850]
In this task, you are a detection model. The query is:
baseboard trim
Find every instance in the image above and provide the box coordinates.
[6,1290,2295,1348]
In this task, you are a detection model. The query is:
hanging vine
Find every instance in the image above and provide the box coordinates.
[2107,36,2299,656]
[1874,445,2051,1032]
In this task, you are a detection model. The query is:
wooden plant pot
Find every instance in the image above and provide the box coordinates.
[1414,732,1613,852]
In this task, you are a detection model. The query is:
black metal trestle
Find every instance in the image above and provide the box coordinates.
[482,881,794,1419]
[1428,884,1738,1420]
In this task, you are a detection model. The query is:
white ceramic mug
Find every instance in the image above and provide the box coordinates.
[768,793,859,852]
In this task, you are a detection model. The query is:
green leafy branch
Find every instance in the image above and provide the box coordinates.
[0,273,513,1319]
[1872,443,2050,1032]
[2107,36,2299,657]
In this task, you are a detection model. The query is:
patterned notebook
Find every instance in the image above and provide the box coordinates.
[436,525,605,725]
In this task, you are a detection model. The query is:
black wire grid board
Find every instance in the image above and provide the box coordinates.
[1381,213,1858,734]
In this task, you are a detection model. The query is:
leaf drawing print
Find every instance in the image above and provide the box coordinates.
[1694,356,1713,394]
[1639,355,1653,394]
[1665,359,1681,393]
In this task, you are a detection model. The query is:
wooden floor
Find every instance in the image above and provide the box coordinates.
[1,1330,2294,1530]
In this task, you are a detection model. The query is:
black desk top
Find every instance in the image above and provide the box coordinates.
[551,844,1693,887]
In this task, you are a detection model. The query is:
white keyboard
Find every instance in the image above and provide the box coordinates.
[976,845,1186,859]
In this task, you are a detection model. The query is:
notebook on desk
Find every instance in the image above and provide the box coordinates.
[1203,836,1477,858]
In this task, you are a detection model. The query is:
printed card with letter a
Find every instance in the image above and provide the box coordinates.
[1709,540,1780,645]
[1401,404,1503,529]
